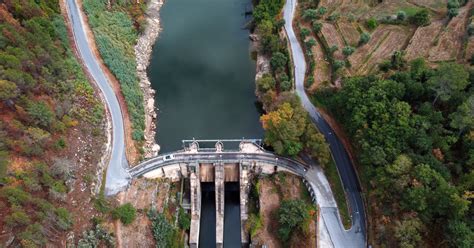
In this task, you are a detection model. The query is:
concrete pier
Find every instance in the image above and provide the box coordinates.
[215,162,225,248]
[189,163,201,248]
[240,162,250,246]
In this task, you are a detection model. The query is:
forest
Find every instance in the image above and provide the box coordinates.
[0,0,104,246]
[317,57,473,247]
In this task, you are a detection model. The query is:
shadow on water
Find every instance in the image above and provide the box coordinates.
[200,183,216,248]
[224,182,241,248]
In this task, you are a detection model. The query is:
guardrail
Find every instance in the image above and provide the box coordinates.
[129,151,308,178]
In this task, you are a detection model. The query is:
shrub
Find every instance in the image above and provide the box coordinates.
[411,9,430,26]
[270,52,288,71]
[305,38,317,49]
[278,199,310,242]
[178,208,190,230]
[257,74,276,93]
[467,24,474,36]
[359,32,371,45]
[300,27,310,39]
[302,9,318,21]
[112,203,136,225]
[397,11,407,21]
[312,21,322,33]
[281,80,292,91]
[447,8,459,19]
[366,18,378,30]
[342,46,355,57]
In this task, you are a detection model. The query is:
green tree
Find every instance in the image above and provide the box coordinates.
[256,74,276,93]
[359,32,370,45]
[278,199,310,242]
[260,102,307,156]
[395,217,424,248]
[397,11,407,21]
[112,203,136,225]
[27,101,55,128]
[303,124,330,167]
[312,21,322,33]
[428,63,469,104]
[449,95,474,133]
[300,27,310,39]
[447,8,459,18]
[342,46,355,57]
[270,52,288,71]
[446,220,474,248]
[302,9,318,21]
[411,9,430,26]
[366,18,378,30]
[0,80,18,101]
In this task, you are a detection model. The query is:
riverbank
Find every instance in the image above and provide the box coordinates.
[135,0,163,158]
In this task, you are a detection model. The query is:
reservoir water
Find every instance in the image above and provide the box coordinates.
[147,0,261,246]
[148,0,263,153]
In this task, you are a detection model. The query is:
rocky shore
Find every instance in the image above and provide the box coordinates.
[135,0,163,158]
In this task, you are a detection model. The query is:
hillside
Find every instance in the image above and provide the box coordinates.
[0,0,108,246]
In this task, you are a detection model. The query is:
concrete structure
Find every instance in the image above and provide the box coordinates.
[128,139,308,247]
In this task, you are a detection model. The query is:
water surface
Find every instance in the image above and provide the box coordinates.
[148,0,263,153]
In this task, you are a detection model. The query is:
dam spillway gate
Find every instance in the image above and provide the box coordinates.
[128,139,311,247]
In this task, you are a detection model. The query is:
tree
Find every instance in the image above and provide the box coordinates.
[302,9,318,21]
[260,102,307,156]
[366,18,378,30]
[395,217,424,248]
[112,203,136,225]
[446,220,474,248]
[342,46,355,57]
[428,63,469,104]
[303,124,330,167]
[256,74,276,93]
[27,101,55,128]
[449,95,474,133]
[300,27,310,39]
[0,80,18,101]
[447,8,459,19]
[270,52,288,71]
[305,38,317,48]
[411,9,430,26]
[359,32,370,45]
[278,199,310,242]
[397,10,407,21]
[312,21,322,33]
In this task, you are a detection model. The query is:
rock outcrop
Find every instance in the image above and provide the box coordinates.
[135,0,163,158]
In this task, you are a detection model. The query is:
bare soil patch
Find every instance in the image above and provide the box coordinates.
[251,174,316,248]
[115,178,171,247]
[405,20,445,60]
[321,22,346,60]
[337,21,361,47]
[428,2,472,62]
[349,25,411,74]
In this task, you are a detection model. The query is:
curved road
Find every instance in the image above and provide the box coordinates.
[65,0,129,195]
[283,0,366,247]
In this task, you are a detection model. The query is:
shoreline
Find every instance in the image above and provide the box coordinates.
[135,0,163,159]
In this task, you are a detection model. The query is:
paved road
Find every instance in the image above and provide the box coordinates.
[283,0,366,247]
[65,0,130,195]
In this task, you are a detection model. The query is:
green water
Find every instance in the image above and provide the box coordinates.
[148,0,263,153]
[147,0,261,246]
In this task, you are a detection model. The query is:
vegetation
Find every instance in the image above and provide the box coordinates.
[410,9,431,26]
[77,224,115,248]
[148,209,180,248]
[277,199,313,242]
[316,57,473,246]
[112,203,137,225]
[0,1,104,245]
[82,0,146,140]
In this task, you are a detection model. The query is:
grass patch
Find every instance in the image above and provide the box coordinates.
[323,160,351,229]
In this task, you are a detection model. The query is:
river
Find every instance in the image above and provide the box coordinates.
[147,0,261,246]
